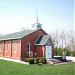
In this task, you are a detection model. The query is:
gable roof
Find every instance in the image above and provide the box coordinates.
[34,35,50,45]
[0,30,35,41]
[0,29,47,41]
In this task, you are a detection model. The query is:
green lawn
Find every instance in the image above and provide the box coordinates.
[0,60,75,75]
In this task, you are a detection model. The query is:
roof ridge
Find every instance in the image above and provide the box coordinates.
[0,29,45,41]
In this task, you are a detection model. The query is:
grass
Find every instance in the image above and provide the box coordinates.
[0,60,75,75]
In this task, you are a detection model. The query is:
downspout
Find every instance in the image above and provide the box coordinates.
[42,45,44,59]
[42,46,44,58]
[19,39,21,61]
[3,41,5,57]
[29,43,30,58]
[11,40,12,58]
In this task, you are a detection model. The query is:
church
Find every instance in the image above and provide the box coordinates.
[0,16,54,60]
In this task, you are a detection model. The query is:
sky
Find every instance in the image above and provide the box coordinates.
[0,0,74,35]
[74,0,75,31]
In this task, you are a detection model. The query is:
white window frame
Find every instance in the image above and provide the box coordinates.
[6,43,8,52]
[27,42,30,53]
[14,42,17,53]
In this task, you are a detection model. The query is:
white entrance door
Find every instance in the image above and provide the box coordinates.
[46,46,52,59]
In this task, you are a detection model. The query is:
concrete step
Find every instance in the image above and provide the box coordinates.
[46,59,63,64]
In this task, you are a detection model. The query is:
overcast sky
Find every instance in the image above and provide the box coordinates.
[0,0,74,34]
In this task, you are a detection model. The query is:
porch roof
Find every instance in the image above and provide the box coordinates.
[34,35,50,45]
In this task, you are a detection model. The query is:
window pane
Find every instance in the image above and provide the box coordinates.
[27,42,30,53]
[0,45,2,52]
[6,43,8,52]
[14,43,17,53]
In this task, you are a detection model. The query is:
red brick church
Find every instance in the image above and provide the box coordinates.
[0,17,54,60]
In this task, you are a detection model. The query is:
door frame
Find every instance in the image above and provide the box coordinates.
[45,46,52,59]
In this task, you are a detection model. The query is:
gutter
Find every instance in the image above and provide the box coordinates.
[19,38,21,61]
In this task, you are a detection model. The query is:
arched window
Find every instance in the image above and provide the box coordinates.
[27,42,30,53]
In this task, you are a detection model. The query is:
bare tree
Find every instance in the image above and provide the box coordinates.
[0,33,3,37]
[52,30,59,48]
[69,31,75,51]
[19,27,26,31]
[18,27,32,32]
[50,30,75,51]
[59,30,65,48]
[64,32,67,48]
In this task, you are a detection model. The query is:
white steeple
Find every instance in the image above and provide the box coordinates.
[36,11,42,29]
[32,11,42,29]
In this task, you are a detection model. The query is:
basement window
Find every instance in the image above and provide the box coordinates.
[14,42,17,53]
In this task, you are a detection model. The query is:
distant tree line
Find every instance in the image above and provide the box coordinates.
[0,33,3,38]
[51,30,75,56]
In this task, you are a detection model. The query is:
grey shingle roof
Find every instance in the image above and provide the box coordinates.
[34,35,50,45]
[0,30,34,41]
[0,29,54,45]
